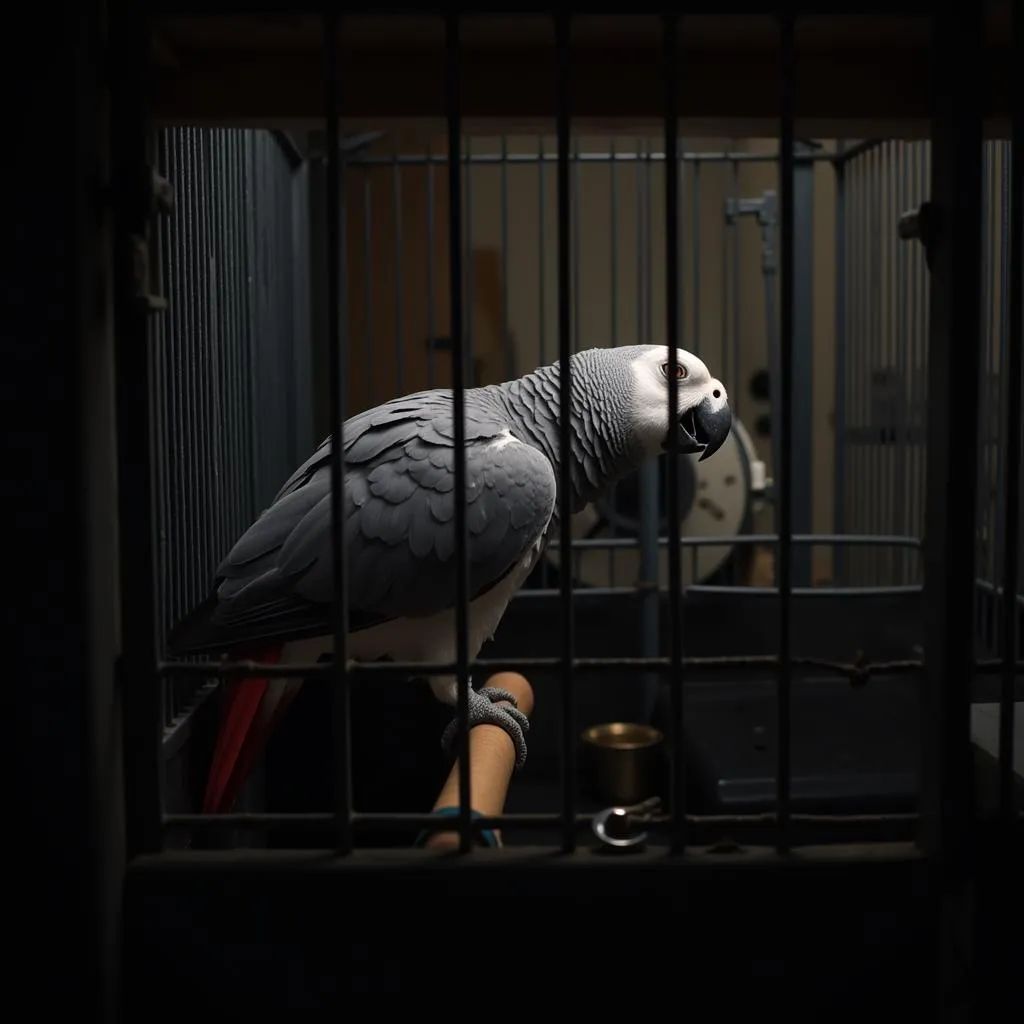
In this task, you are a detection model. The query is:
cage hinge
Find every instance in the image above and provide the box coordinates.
[148,167,175,216]
[897,201,942,273]
[130,165,173,313]
[132,234,167,313]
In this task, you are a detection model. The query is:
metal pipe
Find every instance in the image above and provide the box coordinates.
[537,133,549,590]
[363,166,373,404]
[394,144,405,395]
[663,13,685,853]
[166,645,999,684]
[690,160,701,583]
[1000,45,1023,823]
[464,136,475,388]
[916,3,984,878]
[608,137,619,587]
[638,134,660,715]
[500,135,513,380]
[110,1,162,853]
[426,136,437,390]
[555,12,576,854]
[323,10,352,855]
[346,150,826,167]
[833,145,847,584]
[444,13,473,854]
[776,11,795,852]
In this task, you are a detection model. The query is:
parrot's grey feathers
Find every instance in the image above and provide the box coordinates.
[168,343,732,659]
[166,394,557,656]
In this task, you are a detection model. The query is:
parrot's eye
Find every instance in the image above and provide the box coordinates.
[660,361,688,381]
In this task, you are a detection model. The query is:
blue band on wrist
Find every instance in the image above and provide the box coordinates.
[413,806,499,849]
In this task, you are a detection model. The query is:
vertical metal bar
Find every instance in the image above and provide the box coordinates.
[897,143,910,585]
[871,144,881,585]
[885,141,895,586]
[691,160,701,583]
[426,137,437,390]
[445,13,473,854]
[573,142,581,360]
[791,143,815,587]
[833,147,847,584]
[662,13,685,854]
[555,12,576,854]
[464,137,475,388]
[979,147,995,654]
[538,134,549,590]
[363,175,373,403]
[722,171,732,403]
[637,140,646,346]
[639,138,659,688]
[110,0,162,854]
[572,140,583,584]
[908,145,921,581]
[731,154,741,420]
[393,145,405,395]
[538,135,547,369]
[848,154,859,583]
[1000,28,1023,822]
[609,139,618,587]
[500,135,513,380]
[918,7,984,1016]
[776,12,795,851]
[323,9,352,855]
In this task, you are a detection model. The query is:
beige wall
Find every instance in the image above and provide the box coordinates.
[342,131,843,573]
[336,132,1016,589]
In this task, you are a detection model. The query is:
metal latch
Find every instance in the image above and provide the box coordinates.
[591,797,661,851]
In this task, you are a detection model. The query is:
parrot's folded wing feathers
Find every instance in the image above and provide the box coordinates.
[167,398,556,657]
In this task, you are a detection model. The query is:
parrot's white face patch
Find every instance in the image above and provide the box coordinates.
[627,345,729,455]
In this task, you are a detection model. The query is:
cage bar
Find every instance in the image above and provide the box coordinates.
[775,11,795,851]
[345,150,828,168]
[323,10,353,855]
[917,2,984,880]
[833,143,847,584]
[555,12,577,854]
[444,13,473,854]
[1001,31,1023,822]
[392,144,405,395]
[112,1,163,856]
[662,13,685,854]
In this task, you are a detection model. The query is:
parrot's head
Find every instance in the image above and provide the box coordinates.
[612,343,732,462]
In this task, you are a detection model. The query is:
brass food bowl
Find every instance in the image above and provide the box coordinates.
[580,722,665,807]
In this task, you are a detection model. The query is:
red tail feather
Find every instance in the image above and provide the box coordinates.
[202,646,283,814]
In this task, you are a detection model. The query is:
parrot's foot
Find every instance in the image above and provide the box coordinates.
[440,684,530,770]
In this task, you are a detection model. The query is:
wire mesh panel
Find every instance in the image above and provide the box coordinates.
[149,128,313,742]
[341,135,795,600]
[835,140,1021,645]
[835,140,931,589]
[138,12,1019,866]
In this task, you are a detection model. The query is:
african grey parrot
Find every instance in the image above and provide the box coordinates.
[166,343,731,814]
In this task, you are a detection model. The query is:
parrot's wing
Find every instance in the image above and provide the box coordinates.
[166,395,557,655]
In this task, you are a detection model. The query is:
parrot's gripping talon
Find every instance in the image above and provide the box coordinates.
[440,685,530,770]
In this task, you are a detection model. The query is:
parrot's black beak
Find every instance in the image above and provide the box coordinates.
[664,396,732,462]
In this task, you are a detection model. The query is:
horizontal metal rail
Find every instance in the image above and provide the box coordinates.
[344,149,835,166]
[163,809,926,834]
[159,653,1024,683]
[545,532,923,550]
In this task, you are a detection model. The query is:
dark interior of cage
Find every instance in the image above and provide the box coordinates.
[153,129,1022,850]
